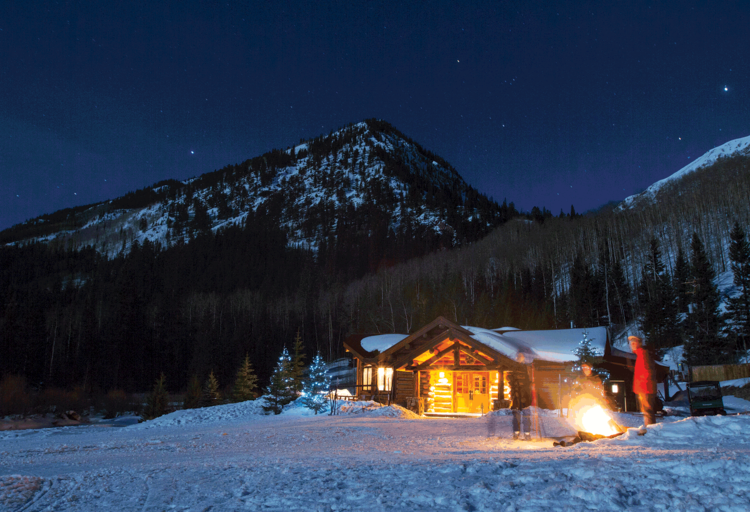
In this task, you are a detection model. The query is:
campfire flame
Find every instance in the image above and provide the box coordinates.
[569,394,621,436]
[579,404,621,436]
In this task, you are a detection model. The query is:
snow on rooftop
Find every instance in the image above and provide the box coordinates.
[359,326,608,363]
[467,326,608,363]
[500,327,608,363]
[360,334,409,353]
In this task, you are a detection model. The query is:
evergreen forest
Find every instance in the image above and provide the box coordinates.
[1,141,750,399]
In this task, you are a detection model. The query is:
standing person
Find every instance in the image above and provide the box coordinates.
[629,336,657,426]
[510,353,532,440]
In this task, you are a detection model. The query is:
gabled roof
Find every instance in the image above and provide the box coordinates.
[346,319,613,365]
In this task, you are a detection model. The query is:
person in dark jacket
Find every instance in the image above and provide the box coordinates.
[573,363,604,396]
[629,335,657,426]
[509,353,532,440]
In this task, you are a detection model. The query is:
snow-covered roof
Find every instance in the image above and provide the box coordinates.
[357,326,609,364]
[465,326,608,364]
[360,334,409,353]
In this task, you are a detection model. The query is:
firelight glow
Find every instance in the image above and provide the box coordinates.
[579,405,621,436]
[569,394,621,436]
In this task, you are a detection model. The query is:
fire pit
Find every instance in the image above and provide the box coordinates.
[554,396,625,447]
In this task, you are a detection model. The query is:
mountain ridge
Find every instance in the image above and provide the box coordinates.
[618,134,750,211]
[1,119,509,257]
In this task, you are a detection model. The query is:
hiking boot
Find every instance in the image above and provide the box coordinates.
[513,431,520,440]
[524,432,531,441]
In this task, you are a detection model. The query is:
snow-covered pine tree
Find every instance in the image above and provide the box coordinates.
[183,375,202,409]
[232,354,258,402]
[262,347,296,415]
[573,330,599,369]
[290,330,306,395]
[301,352,331,414]
[141,373,170,421]
[572,330,609,379]
[201,371,221,407]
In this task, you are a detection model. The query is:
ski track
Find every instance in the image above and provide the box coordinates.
[3,411,750,511]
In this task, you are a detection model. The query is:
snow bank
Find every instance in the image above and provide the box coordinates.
[722,377,750,388]
[336,400,421,418]
[364,404,421,419]
[616,413,750,446]
[133,399,268,429]
[134,396,426,430]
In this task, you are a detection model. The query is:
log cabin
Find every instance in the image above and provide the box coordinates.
[343,316,668,415]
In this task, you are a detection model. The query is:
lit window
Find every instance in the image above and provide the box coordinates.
[377,367,393,391]
[363,366,373,390]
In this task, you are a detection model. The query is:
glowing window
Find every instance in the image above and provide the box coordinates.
[474,375,487,394]
[362,366,373,390]
[377,367,393,391]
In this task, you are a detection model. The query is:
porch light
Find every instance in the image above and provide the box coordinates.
[611,384,619,394]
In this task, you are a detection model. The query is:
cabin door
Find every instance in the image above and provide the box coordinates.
[455,372,490,414]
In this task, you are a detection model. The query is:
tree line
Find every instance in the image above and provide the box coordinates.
[1,146,748,400]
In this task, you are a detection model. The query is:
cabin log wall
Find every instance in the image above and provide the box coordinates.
[394,370,415,405]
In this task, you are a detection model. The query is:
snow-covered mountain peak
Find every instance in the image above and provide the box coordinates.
[618,134,750,211]
[1,119,500,257]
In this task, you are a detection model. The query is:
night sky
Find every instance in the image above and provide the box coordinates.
[2,1,748,230]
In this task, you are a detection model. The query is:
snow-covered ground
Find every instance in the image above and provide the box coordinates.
[3,398,750,511]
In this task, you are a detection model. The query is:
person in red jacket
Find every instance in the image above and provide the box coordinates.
[629,335,657,426]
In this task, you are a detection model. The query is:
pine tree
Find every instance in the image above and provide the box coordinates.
[300,352,331,414]
[262,347,296,415]
[684,233,727,365]
[573,330,600,368]
[727,222,750,355]
[141,373,170,421]
[290,330,306,395]
[572,331,609,380]
[201,370,221,407]
[637,238,680,356]
[609,256,632,325]
[673,246,691,314]
[183,375,202,409]
[232,354,258,403]
[569,252,596,328]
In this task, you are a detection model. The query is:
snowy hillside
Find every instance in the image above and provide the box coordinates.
[618,134,750,211]
[2,120,500,257]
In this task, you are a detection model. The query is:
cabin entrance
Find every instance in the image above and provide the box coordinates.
[455,372,490,414]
